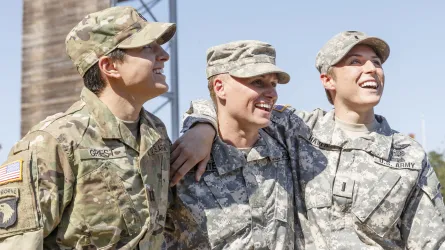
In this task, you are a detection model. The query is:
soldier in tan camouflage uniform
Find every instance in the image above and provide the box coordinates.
[164,40,299,250]
[180,31,445,249]
[0,6,212,249]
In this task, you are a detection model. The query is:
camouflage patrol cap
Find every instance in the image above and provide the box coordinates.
[206,40,290,84]
[65,6,176,77]
[315,31,390,74]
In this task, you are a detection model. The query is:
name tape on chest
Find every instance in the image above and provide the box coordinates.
[79,146,126,160]
[308,136,340,150]
[0,160,23,186]
[374,157,416,169]
[89,148,114,158]
[148,140,169,155]
[189,158,217,173]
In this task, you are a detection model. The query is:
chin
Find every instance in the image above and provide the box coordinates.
[155,82,169,92]
[141,88,169,101]
[254,119,270,129]
[362,96,381,107]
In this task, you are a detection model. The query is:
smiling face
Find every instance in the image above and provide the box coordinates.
[213,73,278,130]
[115,41,170,102]
[323,44,385,112]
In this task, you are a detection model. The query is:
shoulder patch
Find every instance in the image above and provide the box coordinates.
[0,188,19,229]
[0,161,23,185]
[273,104,289,112]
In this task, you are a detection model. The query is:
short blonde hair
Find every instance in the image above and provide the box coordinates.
[207,75,217,105]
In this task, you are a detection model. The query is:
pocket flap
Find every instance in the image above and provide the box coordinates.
[305,177,332,209]
[352,171,401,222]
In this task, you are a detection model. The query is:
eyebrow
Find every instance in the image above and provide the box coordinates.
[346,53,381,60]
[260,75,279,83]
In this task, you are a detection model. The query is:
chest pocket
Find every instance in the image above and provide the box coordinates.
[351,169,414,237]
[58,147,141,248]
[178,169,250,249]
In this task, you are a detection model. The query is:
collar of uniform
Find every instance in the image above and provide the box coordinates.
[341,114,393,159]
[247,130,283,162]
[212,131,271,176]
[81,87,121,139]
[140,110,158,130]
[310,110,393,160]
[368,115,393,160]
[310,110,344,147]
[139,111,162,156]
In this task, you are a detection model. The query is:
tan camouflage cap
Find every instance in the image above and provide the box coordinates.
[65,6,176,76]
[315,31,390,74]
[206,40,290,84]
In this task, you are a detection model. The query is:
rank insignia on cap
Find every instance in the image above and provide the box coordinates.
[0,187,19,229]
[0,160,23,185]
[273,104,289,112]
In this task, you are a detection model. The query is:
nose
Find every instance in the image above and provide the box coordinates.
[157,46,170,62]
[264,86,278,102]
[363,60,376,74]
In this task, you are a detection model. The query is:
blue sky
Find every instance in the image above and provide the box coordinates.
[1,1,444,161]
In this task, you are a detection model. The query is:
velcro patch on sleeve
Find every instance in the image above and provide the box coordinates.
[0,160,23,185]
[273,104,289,112]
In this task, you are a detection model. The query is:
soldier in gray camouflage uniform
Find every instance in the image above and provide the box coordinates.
[164,40,298,250]
[181,31,445,249]
[0,6,212,249]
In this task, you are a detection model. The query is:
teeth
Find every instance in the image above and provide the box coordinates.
[255,103,272,110]
[153,69,164,74]
[360,81,377,88]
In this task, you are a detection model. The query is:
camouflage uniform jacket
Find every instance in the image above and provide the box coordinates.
[0,88,170,250]
[183,100,445,250]
[270,107,445,250]
[164,129,295,250]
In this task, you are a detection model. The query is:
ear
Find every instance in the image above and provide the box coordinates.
[320,73,336,91]
[98,56,121,79]
[321,73,336,103]
[213,77,226,100]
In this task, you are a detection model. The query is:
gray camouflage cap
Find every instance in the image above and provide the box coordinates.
[206,40,290,84]
[65,6,176,76]
[315,31,390,74]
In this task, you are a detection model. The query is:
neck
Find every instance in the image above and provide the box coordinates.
[217,111,259,148]
[99,85,142,121]
[334,102,375,124]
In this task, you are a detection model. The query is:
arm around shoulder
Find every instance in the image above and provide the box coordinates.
[182,99,218,133]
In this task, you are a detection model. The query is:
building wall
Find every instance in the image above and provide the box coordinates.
[21,0,111,136]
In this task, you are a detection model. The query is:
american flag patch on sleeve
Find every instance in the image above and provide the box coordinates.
[0,160,23,185]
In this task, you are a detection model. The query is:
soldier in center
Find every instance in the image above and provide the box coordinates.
[164,40,298,249]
